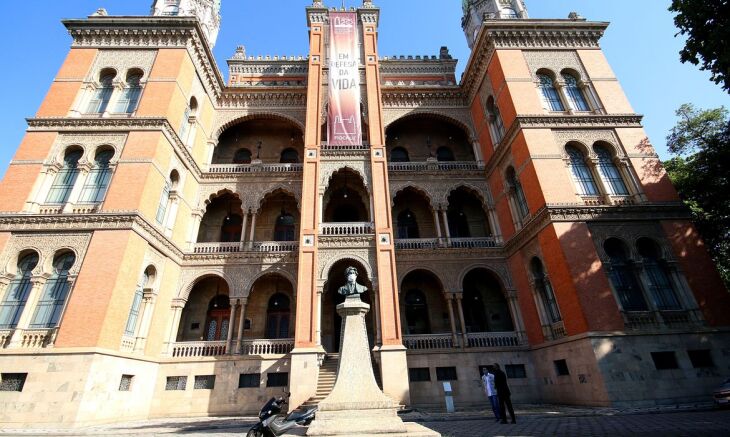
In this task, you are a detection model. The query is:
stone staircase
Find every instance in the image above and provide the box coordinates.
[300,353,383,408]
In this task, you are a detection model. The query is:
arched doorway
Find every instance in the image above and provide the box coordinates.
[462,268,513,333]
[212,118,304,165]
[446,187,490,238]
[197,192,244,243]
[323,169,370,223]
[385,116,474,162]
[392,187,436,239]
[321,259,375,353]
[256,190,300,242]
[399,270,450,335]
[177,276,230,342]
[246,274,295,340]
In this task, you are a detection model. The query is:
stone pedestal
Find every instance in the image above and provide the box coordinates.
[306,296,439,436]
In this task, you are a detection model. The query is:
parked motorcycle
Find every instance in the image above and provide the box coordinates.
[246,392,317,437]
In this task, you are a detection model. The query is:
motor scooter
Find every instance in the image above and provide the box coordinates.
[246,392,317,437]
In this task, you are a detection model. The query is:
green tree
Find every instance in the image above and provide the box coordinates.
[664,104,730,287]
[669,0,730,92]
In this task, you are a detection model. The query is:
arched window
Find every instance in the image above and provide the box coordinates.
[390,147,409,163]
[506,167,529,220]
[124,269,149,336]
[233,148,252,164]
[594,146,629,195]
[566,145,598,196]
[155,180,172,225]
[86,71,115,114]
[537,73,564,112]
[396,209,420,239]
[604,238,648,312]
[274,212,296,241]
[280,148,299,163]
[220,214,243,242]
[179,97,198,145]
[637,238,681,310]
[530,258,561,323]
[447,208,471,238]
[162,4,179,16]
[205,294,230,341]
[78,148,114,203]
[436,146,455,162]
[46,149,83,204]
[30,252,76,328]
[114,70,143,114]
[265,293,290,339]
[0,252,39,329]
[486,96,506,144]
[562,73,590,112]
[404,289,430,334]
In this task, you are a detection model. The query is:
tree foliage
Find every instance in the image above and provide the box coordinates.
[664,104,730,287]
[669,0,730,92]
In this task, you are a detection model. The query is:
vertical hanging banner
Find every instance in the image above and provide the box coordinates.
[328,12,362,146]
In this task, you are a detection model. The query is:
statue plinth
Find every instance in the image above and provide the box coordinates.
[306,295,439,436]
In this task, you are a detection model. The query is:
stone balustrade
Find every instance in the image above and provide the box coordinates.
[320,143,370,152]
[449,237,498,248]
[0,328,57,349]
[208,163,303,174]
[0,329,11,348]
[466,331,521,348]
[403,333,455,350]
[387,161,481,172]
[192,241,299,254]
[171,341,227,357]
[395,237,500,250]
[320,222,374,236]
[169,338,295,358]
[394,238,440,250]
[120,335,136,352]
[240,338,295,355]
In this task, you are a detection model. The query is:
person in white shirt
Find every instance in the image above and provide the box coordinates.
[481,366,501,422]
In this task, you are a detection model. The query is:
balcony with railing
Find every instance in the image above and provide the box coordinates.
[403,331,523,352]
[169,338,295,359]
[395,236,500,250]
[0,328,58,349]
[207,162,303,174]
[319,222,375,236]
[388,161,483,172]
[622,309,704,331]
[191,241,299,254]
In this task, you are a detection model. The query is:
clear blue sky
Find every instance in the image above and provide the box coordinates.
[0,0,727,180]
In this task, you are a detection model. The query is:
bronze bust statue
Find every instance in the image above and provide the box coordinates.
[338,266,367,297]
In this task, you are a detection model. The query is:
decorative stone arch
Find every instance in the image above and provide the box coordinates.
[178,271,234,302]
[44,247,83,277]
[213,112,306,143]
[390,183,437,211]
[253,184,302,214]
[397,266,448,295]
[597,235,635,263]
[243,269,298,300]
[383,110,477,143]
[456,263,513,294]
[319,253,374,283]
[3,247,43,277]
[443,182,493,210]
[320,164,371,194]
[199,188,243,209]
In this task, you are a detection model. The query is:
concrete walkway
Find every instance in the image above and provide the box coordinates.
[1,403,727,436]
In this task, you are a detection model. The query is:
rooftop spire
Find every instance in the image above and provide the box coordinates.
[150,0,222,48]
[462,0,529,49]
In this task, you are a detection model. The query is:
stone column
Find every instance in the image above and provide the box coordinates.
[315,286,323,346]
[187,208,204,250]
[204,140,216,171]
[164,192,180,234]
[163,299,186,355]
[505,288,526,342]
[133,289,157,353]
[25,168,56,213]
[454,293,468,347]
[240,212,249,245]
[248,212,257,247]
[432,209,442,242]
[440,209,451,245]
[471,140,483,167]
[372,285,382,346]
[236,298,248,354]
[226,299,237,354]
[445,293,459,348]
[62,163,91,213]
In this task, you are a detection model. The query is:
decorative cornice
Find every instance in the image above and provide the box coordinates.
[218,90,308,108]
[63,17,224,101]
[381,90,467,108]
[26,117,203,180]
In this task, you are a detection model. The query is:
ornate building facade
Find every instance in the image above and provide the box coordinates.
[0,0,729,427]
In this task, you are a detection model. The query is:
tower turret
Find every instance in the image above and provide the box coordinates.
[150,0,221,48]
[462,0,528,49]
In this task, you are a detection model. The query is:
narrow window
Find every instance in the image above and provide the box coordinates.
[86,72,115,114]
[408,368,431,382]
[78,149,114,203]
[486,96,506,144]
[274,212,296,241]
[114,71,143,114]
[505,364,527,379]
[554,359,570,376]
[233,148,252,164]
[155,180,171,225]
[562,73,590,111]
[124,270,148,337]
[0,252,39,329]
[46,149,83,204]
[651,351,679,370]
[566,146,598,196]
[238,373,261,388]
[687,349,714,368]
[165,376,187,391]
[595,146,629,196]
[404,289,430,335]
[280,148,299,163]
[29,252,76,328]
[390,147,409,163]
[119,375,134,391]
[436,147,455,162]
[530,258,562,323]
[266,293,290,339]
[193,375,216,390]
[604,239,648,312]
[0,373,28,392]
[506,167,529,219]
[637,238,681,310]
[537,74,565,111]
[436,367,458,381]
[266,372,289,387]
[396,209,420,239]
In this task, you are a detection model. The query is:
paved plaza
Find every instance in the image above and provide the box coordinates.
[1,405,729,437]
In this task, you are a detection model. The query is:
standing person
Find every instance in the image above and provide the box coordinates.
[493,363,516,424]
[481,366,501,423]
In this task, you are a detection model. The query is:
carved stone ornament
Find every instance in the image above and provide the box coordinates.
[86,50,158,82]
[177,262,298,301]
[48,133,128,167]
[0,233,92,277]
[198,181,303,213]
[553,129,624,159]
[318,248,375,282]
[523,50,589,81]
